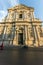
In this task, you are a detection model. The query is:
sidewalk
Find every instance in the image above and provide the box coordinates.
[3,45,43,51]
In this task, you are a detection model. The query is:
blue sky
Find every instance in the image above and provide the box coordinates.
[0,0,43,21]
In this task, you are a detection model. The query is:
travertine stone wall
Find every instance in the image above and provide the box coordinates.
[0,4,43,47]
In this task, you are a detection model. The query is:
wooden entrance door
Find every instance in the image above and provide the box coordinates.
[18,33,23,45]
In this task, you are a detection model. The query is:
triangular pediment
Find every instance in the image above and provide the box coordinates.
[8,4,34,11]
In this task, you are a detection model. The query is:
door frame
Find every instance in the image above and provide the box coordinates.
[18,32,24,45]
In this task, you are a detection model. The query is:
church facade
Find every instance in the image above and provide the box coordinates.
[0,4,43,47]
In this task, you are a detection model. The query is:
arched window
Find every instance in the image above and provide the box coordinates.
[19,14,22,18]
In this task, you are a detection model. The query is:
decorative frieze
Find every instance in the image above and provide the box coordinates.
[0,4,43,47]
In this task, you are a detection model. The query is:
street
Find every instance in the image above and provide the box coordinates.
[0,48,43,65]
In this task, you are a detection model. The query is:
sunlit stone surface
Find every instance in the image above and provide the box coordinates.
[0,4,43,47]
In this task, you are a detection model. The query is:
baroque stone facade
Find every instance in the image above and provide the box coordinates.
[0,4,43,47]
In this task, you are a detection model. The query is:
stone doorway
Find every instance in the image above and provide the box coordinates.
[18,33,23,45]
